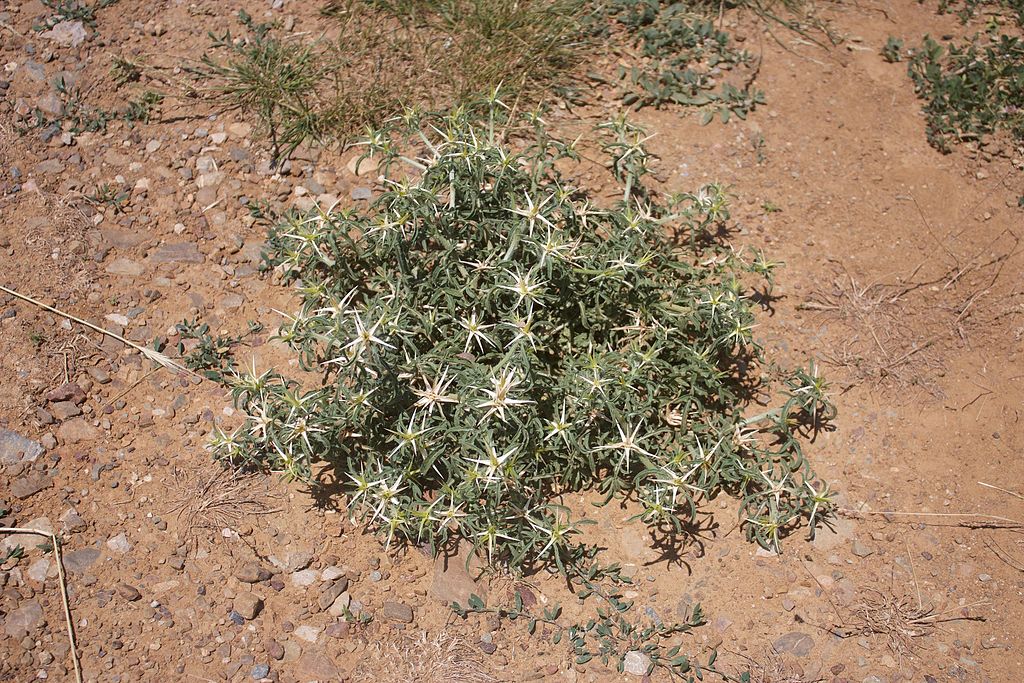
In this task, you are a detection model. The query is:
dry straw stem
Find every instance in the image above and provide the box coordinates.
[838,507,1023,528]
[0,527,83,683]
[0,284,196,377]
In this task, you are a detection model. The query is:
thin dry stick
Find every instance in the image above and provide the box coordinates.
[839,507,1023,527]
[0,527,83,683]
[978,481,1024,502]
[0,284,196,377]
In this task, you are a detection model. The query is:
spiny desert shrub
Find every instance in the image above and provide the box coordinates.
[208,97,834,572]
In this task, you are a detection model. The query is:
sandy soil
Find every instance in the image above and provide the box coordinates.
[1,1,1022,682]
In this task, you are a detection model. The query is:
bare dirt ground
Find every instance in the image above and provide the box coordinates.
[1,1,1022,682]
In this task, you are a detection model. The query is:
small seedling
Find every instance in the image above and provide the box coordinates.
[86,183,129,213]
[882,36,905,62]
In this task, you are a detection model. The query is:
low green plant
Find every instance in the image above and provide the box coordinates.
[603,1,766,121]
[453,585,716,678]
[110,56,143,87]
[122,91,163,124]
[175,318,264,381]
[34,0,119,30]
[86,183,129,213]
[935,0,1024,27]
[908,32,1024,152]
[882,35,905,62]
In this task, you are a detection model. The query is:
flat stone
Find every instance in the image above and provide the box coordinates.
[222,294,244,309]
[773,631,815,657]
[290,569,317,587]
[105,258,145,276]
[431,544,487,606]
[40,20,87,48]
[233,592,264,620]
[0,429,43,465]
[11,473,52,499]
[852,540,875,558]
[2,517,53,552]
[381,601,413,623]
[150,242,203,264]
[63,547,100,574]
[295,650,338,679]
[100,228,147,249]
[28,559,51,582]
[57,419,99,443]
[320,566,345,581]
[3,600,43,637]
[35,158,64,174]
[623,650,652,676]
[286,549,314,572]
[106,533,131,554]
[327,592,351,617]
[293,624,321,642]
[50,401,81,420]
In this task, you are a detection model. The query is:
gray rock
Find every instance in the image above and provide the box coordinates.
[251,663,270,679]
[773,631,815,657]
[46,382,85,404]
[150,242,203,264]
[63,547,100,574]
[852,540,874,558]
[36,94,64,118]
[222,294,244,309]
[382,601,414,623]
[623,650,652,676]
[106,533,131,554]
[61,508,87,532]
[3,600,43,637]
[11,473,52,499]
[0,429,43,465]
[3,517,53,552]
[40,21,87,48]
[286,549,314,572]
[351,187,372,201]
[100,229,147,250]
[327,592,351,617]
[233,592,264,620]
[290,569,317,587]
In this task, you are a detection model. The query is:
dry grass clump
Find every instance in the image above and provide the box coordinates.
[351,629,494,683]
[166,465,279,546]
[194,0,587,159]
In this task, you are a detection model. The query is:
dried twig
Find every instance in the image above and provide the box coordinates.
[838,507,1024,528]
[979,481,1024,502]
[0,284,196,377]
[0,527,83,683]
